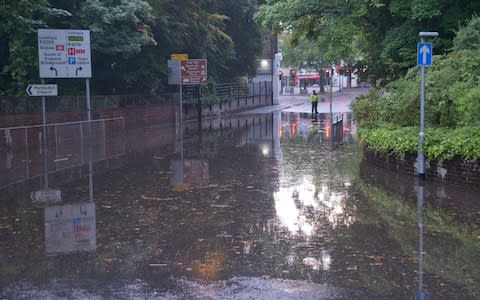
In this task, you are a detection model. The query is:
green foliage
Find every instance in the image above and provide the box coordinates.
[423,127,480,160]
[256,0,480,86]
[0,0,49,95]
[357,126,418,156]
[454,14,480,50]
[80,0,156,57]
[352,16,480,161]
[358,126,480,160]
[0,0,263,96]
[350,89,387,129]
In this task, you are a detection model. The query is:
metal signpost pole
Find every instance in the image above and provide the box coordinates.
[41,78,48,188]
[179,64,184,183]
[86,78,91,121]
[37,28,92,194]
[85,77,94,201]
[86,78,94,201]
[418,41,425,177]
[417,31,438,178]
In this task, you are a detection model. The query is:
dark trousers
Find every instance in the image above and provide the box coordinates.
[311,101,318,114]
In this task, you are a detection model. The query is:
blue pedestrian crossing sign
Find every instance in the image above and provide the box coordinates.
[417,43,432,66]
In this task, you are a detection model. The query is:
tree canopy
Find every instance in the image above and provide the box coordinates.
[0,0,263,96]
[255,0,480,85]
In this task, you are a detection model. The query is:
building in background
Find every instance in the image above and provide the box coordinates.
[252,33,281,105]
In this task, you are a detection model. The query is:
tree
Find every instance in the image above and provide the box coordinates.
[218,0,263,79]
[255,0,480,86]
[76,0,157,94]
[0,0,70,96]
[1,0,265,97]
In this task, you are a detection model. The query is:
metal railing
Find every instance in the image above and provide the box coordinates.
[0,94,177,114]
[182,81,272,106]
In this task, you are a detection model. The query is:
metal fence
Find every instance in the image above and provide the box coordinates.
[0,118,125,189]
[0,94,177,114]
[182,81,272,106]
[0,81,272,113]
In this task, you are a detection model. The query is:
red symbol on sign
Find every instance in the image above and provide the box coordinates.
[68,48,76,55]
[56,45,64,51]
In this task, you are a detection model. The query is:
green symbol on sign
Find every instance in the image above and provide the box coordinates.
[68,35,84,42]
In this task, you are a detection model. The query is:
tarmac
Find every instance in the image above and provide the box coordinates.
[238,87,369,115]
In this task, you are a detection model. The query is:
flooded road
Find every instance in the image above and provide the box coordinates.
[0,109,479,299]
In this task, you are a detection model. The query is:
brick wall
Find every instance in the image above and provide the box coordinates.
[362,148,480,188]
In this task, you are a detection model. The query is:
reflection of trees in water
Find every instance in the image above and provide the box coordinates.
[356,181,480,298]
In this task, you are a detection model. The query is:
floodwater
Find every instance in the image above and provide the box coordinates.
[0,110,479,299]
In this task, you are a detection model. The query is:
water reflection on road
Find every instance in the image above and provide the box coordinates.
[0,111,479,299]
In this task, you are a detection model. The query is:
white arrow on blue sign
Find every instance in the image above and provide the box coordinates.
[417,43,433,66]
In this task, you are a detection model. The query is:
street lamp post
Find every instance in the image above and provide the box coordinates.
[417,31,438,178]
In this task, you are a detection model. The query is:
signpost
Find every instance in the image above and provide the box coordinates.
[38,29,91,78]
[181,59,207,84]
[26,84,58,96]
[417,32,438,178]
[36,28,93,191]
[37,28,92,121]
[417,43,432,66]
[171,53,188,60]
[168,57,208,184]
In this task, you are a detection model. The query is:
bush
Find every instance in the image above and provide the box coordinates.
[352,16,480,161]
[358,126,480,161]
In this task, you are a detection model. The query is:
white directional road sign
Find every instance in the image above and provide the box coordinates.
[26,84,58,96]
[38,29,92,78]
[417,43,432,66]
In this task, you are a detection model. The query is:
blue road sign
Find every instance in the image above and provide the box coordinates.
[417,43,432,66]
[68,57,77,65]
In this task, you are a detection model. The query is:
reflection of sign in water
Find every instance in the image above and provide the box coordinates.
[170,159,209,185]
[44,202,96,255]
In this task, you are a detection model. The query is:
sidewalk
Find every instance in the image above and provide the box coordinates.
[237,87,369,115]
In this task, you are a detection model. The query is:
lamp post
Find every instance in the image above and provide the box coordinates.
[417,31,438,178]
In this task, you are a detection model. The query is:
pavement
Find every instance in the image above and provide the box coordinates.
[237,88,369,115]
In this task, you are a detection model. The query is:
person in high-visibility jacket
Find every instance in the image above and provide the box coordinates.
[310,90,318,115]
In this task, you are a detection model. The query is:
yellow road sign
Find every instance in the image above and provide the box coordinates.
[171,53,188,60]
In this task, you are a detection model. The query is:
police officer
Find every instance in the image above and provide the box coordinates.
[310,90,318,115]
